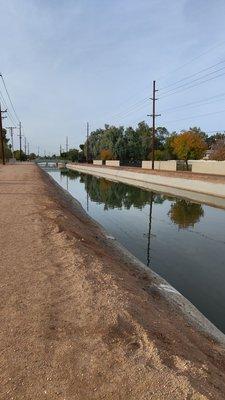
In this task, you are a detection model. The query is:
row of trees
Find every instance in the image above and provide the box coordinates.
[61,123,225,165]
[2,121,225,164]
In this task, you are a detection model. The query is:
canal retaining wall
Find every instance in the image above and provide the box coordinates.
[66,163,225,208]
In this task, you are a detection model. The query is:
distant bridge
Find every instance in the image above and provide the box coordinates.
[35,158,68,168]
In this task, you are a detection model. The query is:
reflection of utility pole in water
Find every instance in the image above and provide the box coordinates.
[66,174,69,191]
[146,192,154,267]
[86,177,89,212]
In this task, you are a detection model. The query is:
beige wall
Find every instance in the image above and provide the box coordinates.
[93,160,103,165]
[190,161,225,176]
[58,162,66,169]
[105,160,120,167]
[142,160,177,171]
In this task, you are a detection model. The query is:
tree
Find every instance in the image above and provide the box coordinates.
[209,139,225,161]
[29,153,37,160]
[171,130,207,169]
[100,149,113,161]
[13,150,27,161]
[206,132,225,148]
[67,148,79,162]
[0,128,12,161]
[169,200,204,229]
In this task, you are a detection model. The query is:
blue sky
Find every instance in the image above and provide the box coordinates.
[1,0,225,154]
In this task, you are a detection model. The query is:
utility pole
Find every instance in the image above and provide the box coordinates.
[0,103,6,165]
[37,146,40,157]
[86,122,89,163]
[148,81,160,170]
[19,122,22,161]
[6,126,17,157]
[24,137,27,156]
[66,136,68,153]
[27,142,29,157]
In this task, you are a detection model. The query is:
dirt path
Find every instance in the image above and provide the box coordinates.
[0,164,225,400]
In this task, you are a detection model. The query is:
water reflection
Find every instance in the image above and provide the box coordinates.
[169,200,204,229]
[61,169,204,230]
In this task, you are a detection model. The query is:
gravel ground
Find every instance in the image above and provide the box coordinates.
[0,163,225,400]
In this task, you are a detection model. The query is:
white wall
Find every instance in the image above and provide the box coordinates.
[93,160,103,165]
[190,160,225,176]
[142,160,177,171]
[105,160,120,167]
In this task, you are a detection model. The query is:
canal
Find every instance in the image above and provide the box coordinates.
[47,168,225,334]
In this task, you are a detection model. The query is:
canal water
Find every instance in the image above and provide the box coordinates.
[47,168,225,334]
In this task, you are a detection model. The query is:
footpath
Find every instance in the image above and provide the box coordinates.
[1,163,225,400]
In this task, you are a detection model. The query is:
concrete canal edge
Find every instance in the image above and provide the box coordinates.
[42,165,225,345]
[66,163,225,209]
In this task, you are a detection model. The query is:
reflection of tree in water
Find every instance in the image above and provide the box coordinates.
[169,199,204,229]
[60,169,166,210]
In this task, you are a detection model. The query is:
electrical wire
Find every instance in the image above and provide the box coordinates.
[159,59,225,92]
[161,108,225,124]
[160,92,225,113]
[0,74,20,123]
[0,89,18,127]
[157,38,225,83]
[160,70,225,99]
[160,64,225,96]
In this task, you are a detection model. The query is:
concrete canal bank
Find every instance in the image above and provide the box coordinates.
[66,163,225,209]
[1,163,225,399]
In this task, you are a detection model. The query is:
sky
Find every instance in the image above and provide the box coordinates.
[1,0,225,155]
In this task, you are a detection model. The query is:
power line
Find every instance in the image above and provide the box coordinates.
[160,70,225,99]
[157,38,225,83]
[0,74,20,123]
[0,88,18,127]
[159,59,225,92]
[111,101,149,121]
[162,108,225,124]
[160,92,225,113]
[106,97,149,121]
[160,64,225,96]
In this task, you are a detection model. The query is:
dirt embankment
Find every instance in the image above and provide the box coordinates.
[0,164,225,400]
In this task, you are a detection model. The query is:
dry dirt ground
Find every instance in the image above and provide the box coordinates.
[1,164,225,400]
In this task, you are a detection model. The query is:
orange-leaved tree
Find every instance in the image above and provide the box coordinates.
[171,131,207,170]
[100,149,113,161]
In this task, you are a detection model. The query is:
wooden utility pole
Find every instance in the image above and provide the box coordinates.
[148,81,160,170]
[66,136,68,153]
[86,122,89,163]
[19,121,22,161]
[24,137,27,156]
[0,103,6,165]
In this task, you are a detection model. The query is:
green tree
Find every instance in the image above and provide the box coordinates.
[13,150,27,161]
[0,129,12,161]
